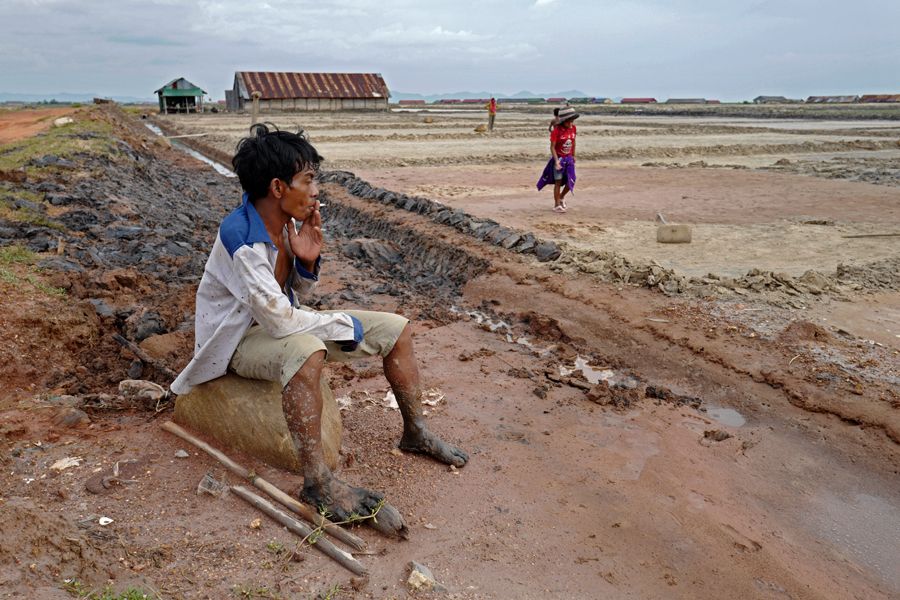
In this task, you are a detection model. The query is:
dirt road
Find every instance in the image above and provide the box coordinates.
[0,107,75,144]
[0,106,898,598]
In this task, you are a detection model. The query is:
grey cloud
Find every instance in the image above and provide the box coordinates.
[0,0,895,100]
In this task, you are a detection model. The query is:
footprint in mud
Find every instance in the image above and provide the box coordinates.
[721,523,762,553]
[495,426,530,445]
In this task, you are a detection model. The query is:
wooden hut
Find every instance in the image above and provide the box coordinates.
[155,77,206,114]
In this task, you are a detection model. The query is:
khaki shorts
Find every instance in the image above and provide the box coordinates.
[229,310,409,388]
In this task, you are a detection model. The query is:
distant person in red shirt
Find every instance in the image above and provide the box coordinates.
[536,106,578,212]
[487,97,497,131]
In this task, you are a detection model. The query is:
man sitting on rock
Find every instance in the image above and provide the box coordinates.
[170,124,468,519]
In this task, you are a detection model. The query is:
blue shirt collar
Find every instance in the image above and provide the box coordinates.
[242,192,274,246]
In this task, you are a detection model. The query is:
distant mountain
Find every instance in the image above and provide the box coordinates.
[0,92,156,104]
[392,89,591,102]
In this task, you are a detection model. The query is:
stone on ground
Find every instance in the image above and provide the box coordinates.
[174,373,341,472]
[656,224,692,243]
[407,561,447,592]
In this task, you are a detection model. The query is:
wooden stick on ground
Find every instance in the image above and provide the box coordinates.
[841,233,900,239]
[230,485,367,576]
[112,333,178,380]
[160,421,366,551]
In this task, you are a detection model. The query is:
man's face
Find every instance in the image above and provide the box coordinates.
[278,166,319,220]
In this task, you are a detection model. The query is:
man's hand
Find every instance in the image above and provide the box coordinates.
[288,205,323,270]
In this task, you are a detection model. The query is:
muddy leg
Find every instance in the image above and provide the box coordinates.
[284,350,384,520]
[553,181,563,208]
[384,325,469,467]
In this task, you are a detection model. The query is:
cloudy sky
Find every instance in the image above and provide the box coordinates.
[1,0,896,101]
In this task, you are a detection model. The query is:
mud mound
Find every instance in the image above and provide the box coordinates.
[768,156,900,187]
[837,256,900,290]
[778,321,832,344]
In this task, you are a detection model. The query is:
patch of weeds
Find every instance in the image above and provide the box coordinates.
[62,578,152,599]
[0,196,64,230]
[231,584,280,599]
[318,583,342,600]
[0,245,66,298]
[0,111,117,171]
[0,183,43,204]
[0,244,35,265]
[265,540,286,556]
[26,273,67,298]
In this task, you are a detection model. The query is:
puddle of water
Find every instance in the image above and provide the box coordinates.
[144,123,235,177]
[575,355,615,385]
[450,306,510,333]
[560,355,615,384]
[705,406,746,427]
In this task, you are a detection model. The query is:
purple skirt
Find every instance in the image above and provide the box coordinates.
[536,156,576,192]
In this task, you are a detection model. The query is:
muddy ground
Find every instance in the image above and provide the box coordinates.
[0,105,898,599]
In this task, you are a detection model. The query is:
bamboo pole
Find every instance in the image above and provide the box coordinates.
[230,485,367,576]
[160,421,365,551]
[841,233,900,238]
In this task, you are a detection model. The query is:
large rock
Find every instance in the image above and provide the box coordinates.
[174,373,342,472]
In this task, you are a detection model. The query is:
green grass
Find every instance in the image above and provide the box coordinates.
[0,244,67,298]
[62,579,153,599]
[0,110,118,171]
[0,193,65,230]
[0,244,35,265]
[231,584,280,599]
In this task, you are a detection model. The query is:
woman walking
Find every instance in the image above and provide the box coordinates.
[536,106,578,212]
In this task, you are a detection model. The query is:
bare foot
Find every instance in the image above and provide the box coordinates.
[399,429,469,467]
[300,475,385,522]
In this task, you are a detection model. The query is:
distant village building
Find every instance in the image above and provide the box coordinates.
[155,77,206,114]
[567,97,613,104]
[806,95,859,103]
[226,72,389,112]
[496,98,544,104]
[859,94,900,103]
[621,98,657,104]
[754,96,786,104]
[665,98,707,104]
[753,96,802,104]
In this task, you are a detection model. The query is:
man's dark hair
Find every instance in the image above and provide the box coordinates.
[232,123,323,201]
